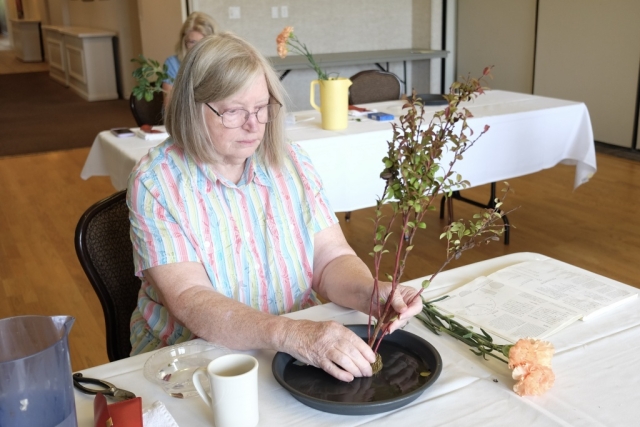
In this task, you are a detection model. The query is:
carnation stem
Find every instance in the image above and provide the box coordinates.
[286,35,329,80]
[418,300,510,364]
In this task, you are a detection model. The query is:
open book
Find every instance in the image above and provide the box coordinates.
[433,259,638,343]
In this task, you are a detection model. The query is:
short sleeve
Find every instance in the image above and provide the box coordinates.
[288,143,338,233]
[163,55,180,84]
[127,175,200,277]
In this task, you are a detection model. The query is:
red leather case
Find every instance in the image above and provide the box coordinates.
[94,392,143,427]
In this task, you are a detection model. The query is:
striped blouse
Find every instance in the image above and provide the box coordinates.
[127,139,337,354]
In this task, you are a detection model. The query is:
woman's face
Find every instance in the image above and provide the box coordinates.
[184,30,205,51]
[204,74,269,170]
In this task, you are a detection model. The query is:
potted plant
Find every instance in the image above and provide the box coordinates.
[131,54,172,101]
[129,55,173,127]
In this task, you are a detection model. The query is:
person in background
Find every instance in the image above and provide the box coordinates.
[162,11,218,106]
[127,32,423,382]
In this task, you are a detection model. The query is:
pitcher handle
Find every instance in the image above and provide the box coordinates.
[309,80,321,112]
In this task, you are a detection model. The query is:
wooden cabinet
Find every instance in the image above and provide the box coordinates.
[41,26,118,101]
[42,25,68,86]
[10,19,43,62]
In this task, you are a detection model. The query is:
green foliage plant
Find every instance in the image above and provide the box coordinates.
[366,67,517,368]
[131,55,173,101]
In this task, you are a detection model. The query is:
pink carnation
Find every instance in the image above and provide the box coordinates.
[508,338,554,369]
[512,363,555,396]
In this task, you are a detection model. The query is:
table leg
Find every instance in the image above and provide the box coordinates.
[279,69,291,80]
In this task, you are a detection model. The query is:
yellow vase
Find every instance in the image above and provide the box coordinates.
[310,77,353,130]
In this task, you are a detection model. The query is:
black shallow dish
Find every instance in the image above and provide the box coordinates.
[272,325,442,415]
[413,93,448,106]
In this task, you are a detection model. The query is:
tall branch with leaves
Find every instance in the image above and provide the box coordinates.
[367,68,514,368]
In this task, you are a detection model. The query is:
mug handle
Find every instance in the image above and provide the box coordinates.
[309,80,321,112]
[192,367,212,407]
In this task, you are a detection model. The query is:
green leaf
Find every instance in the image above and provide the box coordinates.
[373,245,384,253]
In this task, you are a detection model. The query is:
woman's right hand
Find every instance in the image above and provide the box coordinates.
[281,320,376,382]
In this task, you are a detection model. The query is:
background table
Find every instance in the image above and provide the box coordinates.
[81,90,597,213]
[73,252,639,426]
[268,48,448,93]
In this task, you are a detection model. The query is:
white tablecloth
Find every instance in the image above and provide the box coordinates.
[81,90,597,212]
[74,253,639,426]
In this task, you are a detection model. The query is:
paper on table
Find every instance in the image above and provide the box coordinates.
[488,259,638,321]
[434,259,638,343]
[434,276,583,343]
[143,401,179,427]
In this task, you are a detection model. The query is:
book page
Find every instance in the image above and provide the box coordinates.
[488,259,638,320]
[434,276,583,343]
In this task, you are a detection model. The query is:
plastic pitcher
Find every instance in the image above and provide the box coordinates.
[0,315,78,427]
[310,77,352,130]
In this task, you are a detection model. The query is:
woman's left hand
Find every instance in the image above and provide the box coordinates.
[374,283,423,333]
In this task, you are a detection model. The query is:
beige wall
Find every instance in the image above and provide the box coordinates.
[67,0,142,96]
[456,0,537,93]
[190,0,432,110]
[455,0,640,148]
[10,0,435,106]
[193,0,414,55]
[137,0,185,67]
[534,0,640,148]
[412,0,432,95]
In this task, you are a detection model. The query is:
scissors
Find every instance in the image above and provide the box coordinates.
[73,373,136,401]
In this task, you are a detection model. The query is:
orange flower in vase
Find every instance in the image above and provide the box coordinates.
[276,26,352,130]
[276,26,328,80]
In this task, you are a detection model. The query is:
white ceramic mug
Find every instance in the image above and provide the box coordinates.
[192,354,259,427]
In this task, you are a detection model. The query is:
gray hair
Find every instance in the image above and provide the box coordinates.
[176,12,219,61]
[166,32,288,169]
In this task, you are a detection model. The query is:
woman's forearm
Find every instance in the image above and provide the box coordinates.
[144,261,376,381]
[145,262,292,351]
[314,254,375,315]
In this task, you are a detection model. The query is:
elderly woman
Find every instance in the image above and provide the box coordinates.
[127,32,422,382]
[162,11,218,105]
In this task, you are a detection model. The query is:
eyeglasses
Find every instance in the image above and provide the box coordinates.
[205,103,281,129]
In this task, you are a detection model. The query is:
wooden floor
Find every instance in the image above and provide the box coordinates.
[0,41,50,75]
[0,147,638,371]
